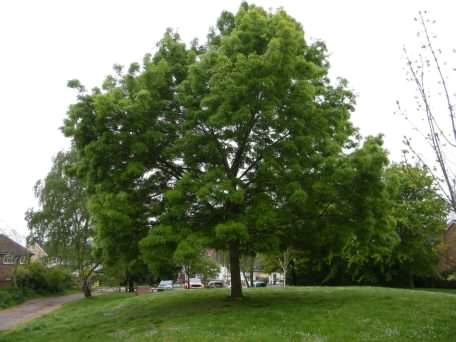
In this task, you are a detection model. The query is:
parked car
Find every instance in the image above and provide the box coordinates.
[185,278,204,289]
[253,281,267,288]
[207,280,224,288]
[157,280,173,291]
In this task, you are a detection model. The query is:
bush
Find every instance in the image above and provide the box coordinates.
[47,267,73,292]
[0,288,29,309]
[16,262,74,294]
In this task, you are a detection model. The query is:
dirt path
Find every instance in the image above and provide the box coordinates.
[0,293,84,330]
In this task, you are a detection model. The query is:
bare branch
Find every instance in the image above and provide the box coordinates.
[418,11,456,142]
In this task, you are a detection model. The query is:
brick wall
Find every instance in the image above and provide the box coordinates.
[0,264,14,287]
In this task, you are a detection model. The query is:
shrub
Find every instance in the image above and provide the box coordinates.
[16,262,73,294]
[47,267,73,292]
[0,288,28,309]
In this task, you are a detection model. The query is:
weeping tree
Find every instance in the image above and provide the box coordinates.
[63,3,390,298]
[400,11,456,214]
[26,151,98,297]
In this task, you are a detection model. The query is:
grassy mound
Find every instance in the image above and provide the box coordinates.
[1,287,456,341]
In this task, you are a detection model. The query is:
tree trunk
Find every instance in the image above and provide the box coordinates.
[128,279,135,293]
[249,256,254,288]
[409,272,415,289]
[185,267,191,289]
[242,271,250,287]
[291,261,297,286]
[81,278,92,298]
[278,249,290,288]
[229,242,242,298]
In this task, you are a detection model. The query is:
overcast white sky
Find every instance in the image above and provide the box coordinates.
[1,0,455,240]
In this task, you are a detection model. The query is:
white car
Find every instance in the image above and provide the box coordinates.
[185,278,204,289]
[253,281,267,288]
[208,280,224,288]
[157,280,173,291]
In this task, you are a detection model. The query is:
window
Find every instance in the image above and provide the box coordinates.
[3,255,16,265]
[19,256,27,264]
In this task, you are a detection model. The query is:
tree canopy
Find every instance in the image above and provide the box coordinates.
[63,3,396,297]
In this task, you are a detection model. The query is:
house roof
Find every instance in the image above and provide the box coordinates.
[0,234,33,256]
[27,243,48,258]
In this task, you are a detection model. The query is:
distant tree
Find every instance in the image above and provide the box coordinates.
[385,163,448,287]
[277,249,292,287]
[332,162,448,287]
[195,257,220,285]
[259,249,292,287]
[281,136,397,284]
[240,255,255,287]
[141,235,218,287]
[25,151,98,297]
[400,11,456,214]
[172,238,205,288]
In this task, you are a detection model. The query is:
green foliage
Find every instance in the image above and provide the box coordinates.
[25,150,99,296]
[289,162,449,286]
[16,263,73,294]
[278,135,397,281]
[0,288,33,309]
[26,151,94,271]
[337,137,398,273]
[196,257,220,283]
[385,163,448,285]
[215,222,249,242]
[46,267,74,293]
[139,225,179,278]
[141,232,218,282]
[62,3,398,297]
[62,30,194,278]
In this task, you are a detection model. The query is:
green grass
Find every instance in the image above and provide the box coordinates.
[1,287,456,341]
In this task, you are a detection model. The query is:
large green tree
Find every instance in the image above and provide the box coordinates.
[141,4,356,297]
[63,3,389,298]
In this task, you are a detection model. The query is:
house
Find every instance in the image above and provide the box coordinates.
[0,234,33,287]
[440,220,456,274]
[28,243,48,263]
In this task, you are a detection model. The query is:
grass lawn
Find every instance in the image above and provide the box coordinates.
[1,286,455,341]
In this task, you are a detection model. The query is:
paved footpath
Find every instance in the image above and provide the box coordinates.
[0,293,84,330]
